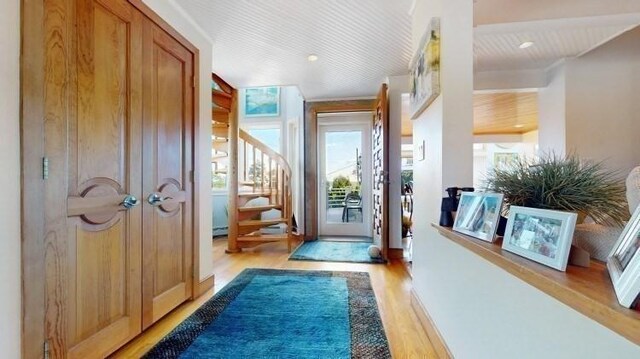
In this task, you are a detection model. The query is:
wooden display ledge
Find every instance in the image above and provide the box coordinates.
[432,224,640,346]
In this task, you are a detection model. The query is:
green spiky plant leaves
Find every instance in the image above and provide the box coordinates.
[484,154,628,227]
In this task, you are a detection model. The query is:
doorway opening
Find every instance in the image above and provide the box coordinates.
[317,112,373,242]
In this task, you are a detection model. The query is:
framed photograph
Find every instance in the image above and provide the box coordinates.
[244,87,280,117]
[607,205,640,308]
[453,192,504,242]
[409,17,440,120]
[502,206,577,271]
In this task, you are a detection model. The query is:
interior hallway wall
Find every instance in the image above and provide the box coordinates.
[0,0,22,357]
[387,75,410,249]
[565,27,640,175]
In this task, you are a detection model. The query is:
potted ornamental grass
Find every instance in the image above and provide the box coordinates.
[484,153,628,226]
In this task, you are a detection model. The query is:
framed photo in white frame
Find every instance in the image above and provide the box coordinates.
[502,206,578,271]
[607,205,640,308]
[453,192,504,242]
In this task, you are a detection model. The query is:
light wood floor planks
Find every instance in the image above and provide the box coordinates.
[112,238,437,358]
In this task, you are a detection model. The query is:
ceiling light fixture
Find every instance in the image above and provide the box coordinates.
[307,54,319,62]
[514,124,525,128]
[519,41,534,49]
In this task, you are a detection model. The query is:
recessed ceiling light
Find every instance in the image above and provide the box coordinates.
[519,41,534,49]
[514,124,525,128]
[307,54,319,62]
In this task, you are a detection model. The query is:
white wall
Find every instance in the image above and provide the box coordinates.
[0,0,22,357]
[412,2,640,357]
[537,64,567,155]
[474,68,549,90]
[422,234,640,358]
[237,86,305,230]
[565,27,640,175]
[387,75,410,248]
[143,0,214,280]
[411,0,475,345]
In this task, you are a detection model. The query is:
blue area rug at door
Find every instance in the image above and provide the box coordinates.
[143,269,390,359]
[289,240,386,264]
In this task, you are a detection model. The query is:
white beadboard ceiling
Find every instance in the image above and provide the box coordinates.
[474,14,640,72]
[176,1,640,99]
[177,0,413,100]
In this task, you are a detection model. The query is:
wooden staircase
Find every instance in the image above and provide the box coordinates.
[211,74,294,253]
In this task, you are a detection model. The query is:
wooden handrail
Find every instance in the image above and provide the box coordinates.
[239,129,292,175]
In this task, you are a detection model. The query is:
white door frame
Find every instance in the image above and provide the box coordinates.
[317,112,373,237]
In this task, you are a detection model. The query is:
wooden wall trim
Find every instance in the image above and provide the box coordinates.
[191,46,202,299]
[303,99,375,240]
[195,274,215,298]
[410,289,454,359]
[21,0,46,357]
[387,248,404,260]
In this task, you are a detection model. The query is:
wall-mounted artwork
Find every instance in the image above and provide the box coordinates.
[244,87,280,117]
[409,17,440,120]
[494,152,519,170]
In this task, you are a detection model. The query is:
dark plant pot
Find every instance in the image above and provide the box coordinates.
[496,216,508,237]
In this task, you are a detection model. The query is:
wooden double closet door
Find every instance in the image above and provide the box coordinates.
[40,0,196,357]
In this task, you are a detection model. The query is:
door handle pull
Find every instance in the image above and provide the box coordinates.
[121,195,140,209]
[147,193,172,206]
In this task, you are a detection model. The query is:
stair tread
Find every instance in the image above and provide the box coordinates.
[211,154,228,161]
[238,234,289,242]
[212,107,229,114]
[238,204,282,212]
[238,218,288,227]
[238,191,274,197]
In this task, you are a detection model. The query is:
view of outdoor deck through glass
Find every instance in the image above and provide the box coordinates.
[324,131,363,224]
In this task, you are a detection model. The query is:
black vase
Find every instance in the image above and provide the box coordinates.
[496,216,508,236]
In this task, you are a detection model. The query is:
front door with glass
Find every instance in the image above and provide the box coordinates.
[318,116,372,237]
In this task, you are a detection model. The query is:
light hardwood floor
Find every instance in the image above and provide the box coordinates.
[113,238,437,358]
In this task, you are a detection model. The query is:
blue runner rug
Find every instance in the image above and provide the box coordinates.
[289,241,386,264]
[143,269,391,359]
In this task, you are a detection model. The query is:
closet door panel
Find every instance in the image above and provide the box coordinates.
[142,19,195,328]
[44,0,144,358]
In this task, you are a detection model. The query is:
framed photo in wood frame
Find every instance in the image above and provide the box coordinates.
[502,206,577,271]
[607,205,640,308]
[453,192,504,243]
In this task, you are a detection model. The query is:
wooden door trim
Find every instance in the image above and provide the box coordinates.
[20,0,203,356]
[128,0,198,54]
[21,0,46,357]
[303,100,375,240]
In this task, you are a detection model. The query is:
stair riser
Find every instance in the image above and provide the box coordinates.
[212,125,229,138]
[238,212,261,221]
[213,93,232,109]
[212,109,229,123]
[212,140,228,152]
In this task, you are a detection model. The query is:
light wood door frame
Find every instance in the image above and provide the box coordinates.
[20,1,201,357]
[304,100,375,241]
